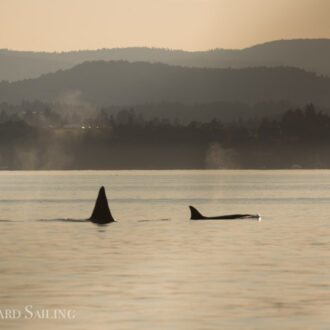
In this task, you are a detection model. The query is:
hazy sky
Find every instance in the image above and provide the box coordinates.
[1,0,330,52]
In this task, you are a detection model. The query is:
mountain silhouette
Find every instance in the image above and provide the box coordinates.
[1,39,330,82]
[0,61,329,107]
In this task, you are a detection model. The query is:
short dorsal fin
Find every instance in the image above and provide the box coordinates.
[90,186,115,224]
[189,205,205,220]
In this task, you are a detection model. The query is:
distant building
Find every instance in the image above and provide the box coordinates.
[63,124,82,129]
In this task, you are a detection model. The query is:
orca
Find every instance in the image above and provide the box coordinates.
[90,186,115,224]
[189,206,260,220]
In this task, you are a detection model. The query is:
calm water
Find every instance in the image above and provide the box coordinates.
[0,170,330,329]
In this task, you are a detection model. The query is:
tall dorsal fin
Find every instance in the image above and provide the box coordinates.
[90,186,115,224]
[189,206,205,220]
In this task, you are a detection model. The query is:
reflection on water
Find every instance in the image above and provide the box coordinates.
[0,170,330,329]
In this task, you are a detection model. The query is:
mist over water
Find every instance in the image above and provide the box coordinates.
[205,143,239,169]
[0,170,330,329]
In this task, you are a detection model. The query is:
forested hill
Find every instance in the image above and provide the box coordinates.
[0,61,330,107]
[1,39,330,81]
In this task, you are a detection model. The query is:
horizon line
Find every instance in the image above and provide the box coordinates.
[1,38,330,54]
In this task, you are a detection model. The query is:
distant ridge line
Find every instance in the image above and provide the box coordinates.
[1,39,330,82]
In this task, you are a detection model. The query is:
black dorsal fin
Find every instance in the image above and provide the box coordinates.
[189,206,205,220]
[90,186,115,224]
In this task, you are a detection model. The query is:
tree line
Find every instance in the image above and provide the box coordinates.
[0,103,329,169]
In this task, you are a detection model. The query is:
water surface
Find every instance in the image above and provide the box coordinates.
[0,170,329,329]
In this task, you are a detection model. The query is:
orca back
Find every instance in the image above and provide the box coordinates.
[90,186,115,224]
[189,205,260,220]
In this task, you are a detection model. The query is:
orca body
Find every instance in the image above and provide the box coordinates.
[189,206,260,220]
[90,186,115,224]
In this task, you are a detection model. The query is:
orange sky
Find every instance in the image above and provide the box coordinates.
[1,0,330,51]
